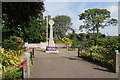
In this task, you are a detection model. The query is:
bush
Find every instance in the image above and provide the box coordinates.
[80,51,113,70]
[1,48,24,79]
[71,39,78,47]
[2,48,23,71]
[3,36,24,50]
[98,38,108,47]
[105,37,119,59]
[55,38,72,46]
[89,46,107,54]
[2,67,22,80]
[85,40,94,47]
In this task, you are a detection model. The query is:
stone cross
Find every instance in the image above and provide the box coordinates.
[49,19,55,47]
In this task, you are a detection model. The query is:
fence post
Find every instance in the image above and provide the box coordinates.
[23,52,30,79]
[90,50,93,58]
[78,48,80,57]
[113,50,119,73]
[67,43,68,50]
[32,48,34,58]
[30,52,33,65]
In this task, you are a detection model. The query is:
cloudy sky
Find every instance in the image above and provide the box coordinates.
[43,0,119,36]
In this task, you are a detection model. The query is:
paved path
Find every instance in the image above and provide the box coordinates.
[30,49,118,78]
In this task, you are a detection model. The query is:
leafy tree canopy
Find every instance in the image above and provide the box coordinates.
[53,15,73,40]
[78,8,117,45]
[2,2,45,41]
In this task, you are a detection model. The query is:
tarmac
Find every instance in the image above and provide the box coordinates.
[30,49,118,78]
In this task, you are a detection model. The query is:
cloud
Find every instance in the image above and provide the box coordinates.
[100,26,118,36]
[100,5,118,36]
[106,5,118,19]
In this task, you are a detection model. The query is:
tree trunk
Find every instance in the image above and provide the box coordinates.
[93,28,96,46]
[96,25,99,46]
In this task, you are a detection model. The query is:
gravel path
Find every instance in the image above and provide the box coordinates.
[30,49,118,78]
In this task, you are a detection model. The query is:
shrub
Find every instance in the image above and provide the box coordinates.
[80,51,113,70]
[71,39,78,47]
[2,67,22,80]
[55,38,72,46]
[85,40,94,47]
[98,38,108,47]
[105,37,119,59]
[2,48,23,72]
[89,46,107,54]
[1,48,24,79]
[3,36,24,50]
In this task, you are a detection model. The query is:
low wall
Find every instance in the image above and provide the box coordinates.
[24,42,48,49]
[55,44,67,48]
[24,42,70,49]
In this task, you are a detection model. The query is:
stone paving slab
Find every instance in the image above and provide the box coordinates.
[30,49,118,78]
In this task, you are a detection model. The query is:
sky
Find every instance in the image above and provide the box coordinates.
[43,0,119,36]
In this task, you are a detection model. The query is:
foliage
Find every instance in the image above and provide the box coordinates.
[53,15,73,40]
[24,16,46,43]
[77,33,87,41]
[3,36,24,50]
[2,67,22,80]
[1,48,23,72]
[105,37,119,59]
[118,37,120,52]
[89,46,107,54]
[67,32,80,47]
[2,2,45,41]
[71,37,78,47]
[85,40,94,47]
[97,38,108,47]
[98,38,119,54]
[55,38,72,46]
[86,37,119,59]
[79,8,118,46]
[66,32,106,47]
[80,51,113,69]
[1,48,24,79]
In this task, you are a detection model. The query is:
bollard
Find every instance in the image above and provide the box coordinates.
[90,50,93,58]
[74,46,75,51]
[68,46,70,51]
[67,43,69,50]
[32,48,34,58]
[30,52,33,65]
[23,52,30,79]
[78,48,80,57]
[113,50,119,73]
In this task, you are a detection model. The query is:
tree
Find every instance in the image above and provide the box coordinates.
[24,15,46,43]
[78,8,117,46]
[2,2,45,40]
[53,15,73,40]
[78,33,86,41]
[66,31,79,47]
